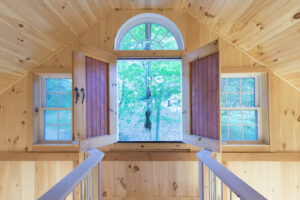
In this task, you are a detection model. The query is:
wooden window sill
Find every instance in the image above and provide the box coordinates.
[222,144,270,153]
[99,142,202,152]
[29,144,79,152]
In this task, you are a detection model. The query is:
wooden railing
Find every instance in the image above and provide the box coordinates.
[39,149,104,200]
[197,150,267,200]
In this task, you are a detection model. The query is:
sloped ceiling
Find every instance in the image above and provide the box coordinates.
[0,0,299,93]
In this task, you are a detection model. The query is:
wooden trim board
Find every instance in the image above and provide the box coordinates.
[115,50,184,58]
[222,152,300,161]
[0,152,78,161]
[183,134,219,152]
[103,152,198,161]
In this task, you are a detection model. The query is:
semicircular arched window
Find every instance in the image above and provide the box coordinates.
[115,13,184,50]
[119,23,179,50]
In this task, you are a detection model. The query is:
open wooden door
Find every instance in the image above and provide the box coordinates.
[182,40,221,152]
[73,43,118,150]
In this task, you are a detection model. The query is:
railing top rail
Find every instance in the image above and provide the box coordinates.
[197,150,267,200]
[39,149,104,200]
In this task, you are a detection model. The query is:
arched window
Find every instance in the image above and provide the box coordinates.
[115,13,184,50]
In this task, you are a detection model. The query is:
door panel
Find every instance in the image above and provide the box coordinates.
[182,40,220,152]
[73,52,86,141]
[73,46,117,149]
[86,56,109,138]
[190,52,220,139]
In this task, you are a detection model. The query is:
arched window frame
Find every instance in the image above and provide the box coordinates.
[115,13,184,50]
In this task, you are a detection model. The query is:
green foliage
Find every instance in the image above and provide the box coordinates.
[118,60,182,141]
[119,23,179,50]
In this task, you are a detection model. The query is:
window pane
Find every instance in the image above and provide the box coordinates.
[44,126,58,140]
[227,93,240,107]
[243,110,257,125]
[244,125,258,140]
[46,94,60,107]
[241,78,255,92]
[60,94,72,108]
[221,110,228,124]
[130,24,145,41]
[151,23,168,42]
[149,40,161,50]
[228,110,242,125]
[46,79,59,93]
[221,125,228,140]
[221,78,226,92]
[241,93,255,107]
[59,110,72,125]
[221,93,226,107]
[119,23,179,50]
[59,125,72,140]
[60,79,72,93]
[229,126,243,140]
[160,33,178,50]
[119,33,138,50]
[45,110,57,125]
[226,78,240,92]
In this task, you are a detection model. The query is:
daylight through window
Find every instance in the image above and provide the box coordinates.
[221,75,260,141]
[41,77,72,141]
[118,60,182,141]
[119,23,179,50]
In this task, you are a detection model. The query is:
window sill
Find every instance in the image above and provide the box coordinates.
[104,142,201,152]
[222,144,270,153]
[29,143,79,152]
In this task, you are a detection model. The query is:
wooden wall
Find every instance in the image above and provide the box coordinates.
[0,9,299,200]
[102,161,199,199]
[0,161,73,200]
[227,161,300,200]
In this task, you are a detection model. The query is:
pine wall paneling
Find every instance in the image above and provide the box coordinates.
[0,9,299,199]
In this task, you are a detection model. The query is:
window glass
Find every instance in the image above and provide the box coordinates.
[118,59,182,141]
[119,23,179,50]
[221,77,259,141]
[44,78,72,141]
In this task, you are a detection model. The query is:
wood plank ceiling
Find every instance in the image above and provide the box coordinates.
[0,0,299,92]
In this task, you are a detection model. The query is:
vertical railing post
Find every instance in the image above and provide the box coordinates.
[199,160,203,200]
[98,161,102,200]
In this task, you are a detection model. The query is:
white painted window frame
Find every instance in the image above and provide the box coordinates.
[38,74,72,144]
[114,13,185,50]
[221,73,262,142]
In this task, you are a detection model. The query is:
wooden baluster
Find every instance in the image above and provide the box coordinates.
[221,181,223,200]
[199,161,203,200]
[91,169,94,200]
[214,174,216,200]
[98,162,102,200]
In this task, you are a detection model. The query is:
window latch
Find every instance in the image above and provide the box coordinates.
[74,87,80,104]
[80,88,85,104]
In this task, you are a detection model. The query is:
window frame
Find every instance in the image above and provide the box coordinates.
[117,58,183,142]
[115,13,184,50]
[38,74,73,144]
[221,73,263,143]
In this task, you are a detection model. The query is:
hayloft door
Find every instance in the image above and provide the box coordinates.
[182,40,221,152]
[73,47,117,149]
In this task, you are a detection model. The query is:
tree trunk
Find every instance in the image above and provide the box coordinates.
[155,101,161,141]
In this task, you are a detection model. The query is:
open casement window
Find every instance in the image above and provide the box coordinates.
[73,47,118,150]
[182,40,221,152]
